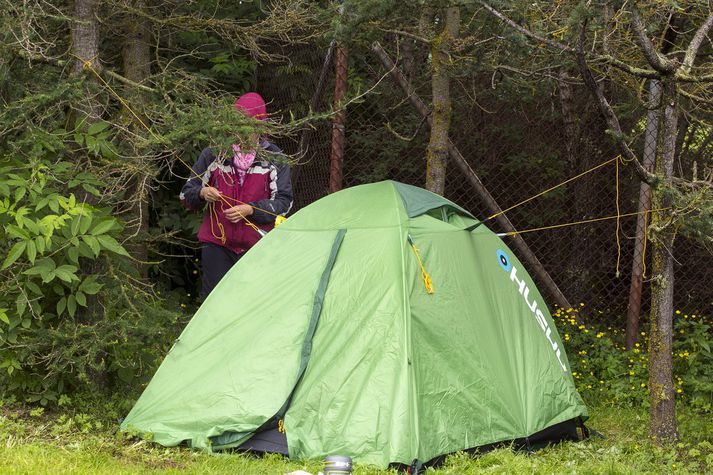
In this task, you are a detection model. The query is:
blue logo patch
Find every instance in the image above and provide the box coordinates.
[497,249,511,272]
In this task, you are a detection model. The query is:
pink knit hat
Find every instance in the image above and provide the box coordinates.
[234,92,267,120]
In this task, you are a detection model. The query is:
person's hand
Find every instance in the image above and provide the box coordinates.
[200,186,222,203]
[224,204,254,223]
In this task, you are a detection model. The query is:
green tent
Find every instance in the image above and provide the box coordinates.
[121,181,588,467]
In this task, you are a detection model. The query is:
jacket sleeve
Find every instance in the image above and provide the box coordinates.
[179,148,213,211]
[249,161,293,224]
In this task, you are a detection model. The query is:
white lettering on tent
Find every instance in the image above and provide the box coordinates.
[509,266,568,372]
[534,309,547,332]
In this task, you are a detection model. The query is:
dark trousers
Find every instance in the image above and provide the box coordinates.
[201,243,243,300]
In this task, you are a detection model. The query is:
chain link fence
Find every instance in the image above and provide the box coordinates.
[259,39,712,320]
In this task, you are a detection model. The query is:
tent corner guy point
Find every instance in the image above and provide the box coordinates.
[120,180,588,468]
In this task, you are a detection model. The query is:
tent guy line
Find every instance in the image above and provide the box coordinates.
[484,155,622,223]
[495,207,670,237]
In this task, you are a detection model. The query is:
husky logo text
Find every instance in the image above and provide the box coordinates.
[497,250,568,371]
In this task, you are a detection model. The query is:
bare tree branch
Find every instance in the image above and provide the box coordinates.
[682,11,713,74]
[102,66,156,93]
[575,20,657,186]
[676,71,713,82]
[678,87,713,107]
[477,1,574,53]
[13,45,156,93]
[594,54,659,78]
[630,3,676,73]
[377,27,430,45]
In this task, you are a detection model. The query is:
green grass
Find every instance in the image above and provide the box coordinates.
[1,403,711,474]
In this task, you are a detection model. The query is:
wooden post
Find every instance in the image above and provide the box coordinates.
[373,41,573,310]
[329,44,348,193]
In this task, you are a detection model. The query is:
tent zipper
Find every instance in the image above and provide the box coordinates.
[407,234,433,294]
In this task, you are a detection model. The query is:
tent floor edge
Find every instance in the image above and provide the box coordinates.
[389,417,587,471]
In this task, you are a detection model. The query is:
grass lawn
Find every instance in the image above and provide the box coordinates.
[1,403,711,474]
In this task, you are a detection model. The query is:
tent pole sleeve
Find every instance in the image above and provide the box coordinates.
[213,229,347,450]
[276,228,347,419]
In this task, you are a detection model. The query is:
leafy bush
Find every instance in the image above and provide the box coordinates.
[558,308,713,412]
[0,156,185,403]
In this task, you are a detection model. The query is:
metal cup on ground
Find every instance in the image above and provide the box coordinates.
[323,455,352,475]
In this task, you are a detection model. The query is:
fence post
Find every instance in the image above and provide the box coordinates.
[625,79,661,349]
[373,41,573,311]
[329,43,348,193]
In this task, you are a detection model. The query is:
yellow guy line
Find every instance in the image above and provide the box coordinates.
[496,208,670,237]
[485,155,622,222]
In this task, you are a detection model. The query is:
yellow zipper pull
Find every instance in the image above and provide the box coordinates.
[408,234,434,294]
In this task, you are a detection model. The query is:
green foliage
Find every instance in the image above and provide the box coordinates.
[671,185,713,245]
[557,308,713,412]
[0,156,187,402]
[673,312,713,412]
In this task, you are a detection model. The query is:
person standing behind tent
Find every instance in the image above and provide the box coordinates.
[180,93,293,299]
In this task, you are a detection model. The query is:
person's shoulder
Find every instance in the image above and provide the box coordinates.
[258,140,289,169]
[261,139,282,154]
[200,147,216,159]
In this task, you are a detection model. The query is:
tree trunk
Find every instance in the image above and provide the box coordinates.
[648,78,678,443]
[626,79,662,349]
[72,0,101,122]
[558,71,594,302]
[72,0,107,389]
[426,6,459,194]
[121,0,152,277]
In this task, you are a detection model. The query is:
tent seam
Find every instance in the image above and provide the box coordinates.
[392,183,420,463]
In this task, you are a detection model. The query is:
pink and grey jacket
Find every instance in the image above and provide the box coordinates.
[179,141,293,254]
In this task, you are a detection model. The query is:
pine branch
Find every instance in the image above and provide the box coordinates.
[479,1,661,80]
[14,47,156,93]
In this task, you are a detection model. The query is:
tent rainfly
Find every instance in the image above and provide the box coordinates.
[121,181,588,468]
